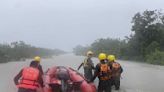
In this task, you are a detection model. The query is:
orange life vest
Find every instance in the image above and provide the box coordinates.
[99,63,111,80]
[18,67,39,89]
[112,62,121,77]
[112,62,120,70]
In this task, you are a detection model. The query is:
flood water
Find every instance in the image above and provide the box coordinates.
[0,54,164,92]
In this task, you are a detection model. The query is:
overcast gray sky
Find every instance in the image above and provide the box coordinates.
[0,0,164,51]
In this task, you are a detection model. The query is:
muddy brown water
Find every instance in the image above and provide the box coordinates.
[0,54,164,92]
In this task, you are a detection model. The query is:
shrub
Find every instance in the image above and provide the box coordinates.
[146,50,164,65]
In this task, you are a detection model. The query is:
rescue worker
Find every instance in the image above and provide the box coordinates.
[90,53,112,92]
[14,61,44,92]
[77,51,95,81]
[107,55,123,90]
[34,56,43,75]
[56,67,70,92]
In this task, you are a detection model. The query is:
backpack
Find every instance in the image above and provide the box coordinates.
[112,62,120,70]
[112,62,121,77]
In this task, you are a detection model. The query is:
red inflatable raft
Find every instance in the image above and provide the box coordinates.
[43,66,96,92]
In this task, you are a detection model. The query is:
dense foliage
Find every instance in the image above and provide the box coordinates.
[0,41,65,63]
[73,10,164,65]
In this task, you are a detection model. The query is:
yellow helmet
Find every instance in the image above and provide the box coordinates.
[98,53,107,61]
[34,56,41,63]
[107,55,116,62]
[87,51,93,56]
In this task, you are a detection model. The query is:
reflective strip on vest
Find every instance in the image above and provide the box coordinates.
[83,58,89,67]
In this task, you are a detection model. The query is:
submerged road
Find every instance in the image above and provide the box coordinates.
[0,54,164,92]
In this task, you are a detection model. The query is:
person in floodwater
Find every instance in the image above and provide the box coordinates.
[14,61,44,92]
[90,53,112,92]
[107,55,123,90]
[34,56,44,75]
[78,51,95,81]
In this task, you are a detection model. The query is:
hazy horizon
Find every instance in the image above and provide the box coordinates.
[0,0,164,51]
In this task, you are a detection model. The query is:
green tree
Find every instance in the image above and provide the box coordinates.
[0,41,65,63]
[128,10,164,60]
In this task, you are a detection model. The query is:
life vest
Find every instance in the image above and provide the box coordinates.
[83,58,88,67]
[83,58,92,68]
[112,62,121,77]
[18,67,39,89]
[112,62,120,70]
[99,63,111,80]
